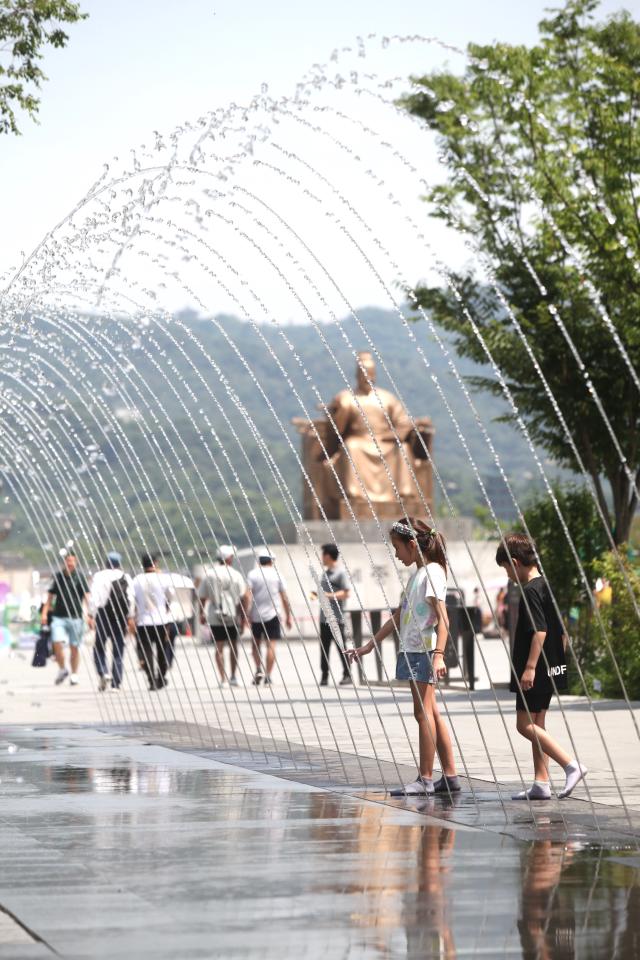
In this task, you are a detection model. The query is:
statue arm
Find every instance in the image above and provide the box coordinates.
[389,395,413,442]
[327,391,352,437]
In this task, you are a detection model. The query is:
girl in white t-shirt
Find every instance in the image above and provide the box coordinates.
[348,517,460,797]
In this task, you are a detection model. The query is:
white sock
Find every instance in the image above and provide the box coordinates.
[512,780,551,800]
[559,761,587,799]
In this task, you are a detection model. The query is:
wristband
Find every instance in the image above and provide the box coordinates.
[433,650,444,658]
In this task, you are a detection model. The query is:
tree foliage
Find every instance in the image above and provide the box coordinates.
[0,0,85,135]
[519,483,609,615]
[402,0,640,543]
[583,548,640,698]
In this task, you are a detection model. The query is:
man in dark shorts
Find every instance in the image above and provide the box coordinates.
[497,533,587,800]
[246,549,292,685]
[198,545,250,686]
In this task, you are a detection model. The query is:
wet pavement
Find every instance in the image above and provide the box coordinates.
[4,642,640,813]
[1,726,640,958]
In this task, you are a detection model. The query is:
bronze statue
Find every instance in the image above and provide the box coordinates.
[293,352,434,521]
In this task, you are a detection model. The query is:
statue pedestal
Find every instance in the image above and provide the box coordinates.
[235,535,498,647]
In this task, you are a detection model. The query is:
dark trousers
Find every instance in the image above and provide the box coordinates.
[137,624,170,688]
[320,621,350,682]
[94,610,126,687]
[165,621,178,668]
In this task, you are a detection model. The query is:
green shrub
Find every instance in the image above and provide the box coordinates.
[520,484,610,617]
[579,549,640,701]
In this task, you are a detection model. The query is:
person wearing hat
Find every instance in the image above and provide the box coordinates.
[198,545,250,686]
[89,551,135,691]
[246,548,292,685]
[42,551,92,686]
[133,553,174,691]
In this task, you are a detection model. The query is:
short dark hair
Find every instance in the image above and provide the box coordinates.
[141,552,157,571]
[321,543,339,561]
[495,533,537,568]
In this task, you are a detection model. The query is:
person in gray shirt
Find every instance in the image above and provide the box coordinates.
[315,544,351,686]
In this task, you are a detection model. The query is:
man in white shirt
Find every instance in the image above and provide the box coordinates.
[198,545,250,686]
[89,551,135,691]
[133,553,174,691]
[246,548,292,686]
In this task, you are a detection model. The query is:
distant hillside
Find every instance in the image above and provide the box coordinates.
[4,307,551,560]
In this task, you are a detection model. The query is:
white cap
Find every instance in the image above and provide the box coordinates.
[256,546,275,561]
[217,544,235,561]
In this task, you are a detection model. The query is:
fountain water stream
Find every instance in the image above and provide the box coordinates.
[1,34,638,832]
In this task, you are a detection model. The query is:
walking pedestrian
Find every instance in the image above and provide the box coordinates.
[198,545,250,686]
[90,551,135,691]
[314,543,351,686]
[133,553,174,691]
[41,551,93,686]
[247,548,292,686]
[496,533,586,800]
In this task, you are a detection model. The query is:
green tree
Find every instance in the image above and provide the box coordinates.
[519,483,609,615]
[402,0,640,544]
[586,547,640,698]
[0,0,85,135]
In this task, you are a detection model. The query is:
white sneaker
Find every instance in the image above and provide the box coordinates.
[69,673,79,686]
[54,668,69,685]
[229,676,239,687]
[390,776,434,797]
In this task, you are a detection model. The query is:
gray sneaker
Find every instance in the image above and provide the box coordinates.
[55,668,69,686]
[229,676,239,687]
[433,775,461,794]
[390,776,434,797]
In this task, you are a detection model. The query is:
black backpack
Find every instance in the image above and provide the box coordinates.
[104,574,129,624]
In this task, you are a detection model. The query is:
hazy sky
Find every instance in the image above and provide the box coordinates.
[2,0,637,318]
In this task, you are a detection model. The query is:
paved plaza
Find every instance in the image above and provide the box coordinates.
[2,637,640,957]
[3,634,640,810]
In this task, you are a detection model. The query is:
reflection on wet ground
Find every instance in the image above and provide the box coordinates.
[0,727,639,959]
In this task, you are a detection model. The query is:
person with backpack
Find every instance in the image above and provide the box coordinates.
[89,551,135,691]
[198,545,250,686]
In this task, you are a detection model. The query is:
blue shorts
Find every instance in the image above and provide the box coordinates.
[396,651,434,684]
[51,616,84,648]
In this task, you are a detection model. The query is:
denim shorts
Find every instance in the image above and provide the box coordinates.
[51,616,84,647]
[396,651,434,684]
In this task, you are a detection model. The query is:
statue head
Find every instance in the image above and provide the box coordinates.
[356,351,376,392]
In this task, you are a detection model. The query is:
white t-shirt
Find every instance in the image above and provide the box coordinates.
[247,565,286,623]
[89,569,135,618]
[398,563,447,653]
[133,572,174,627]
[198,563,246,625]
